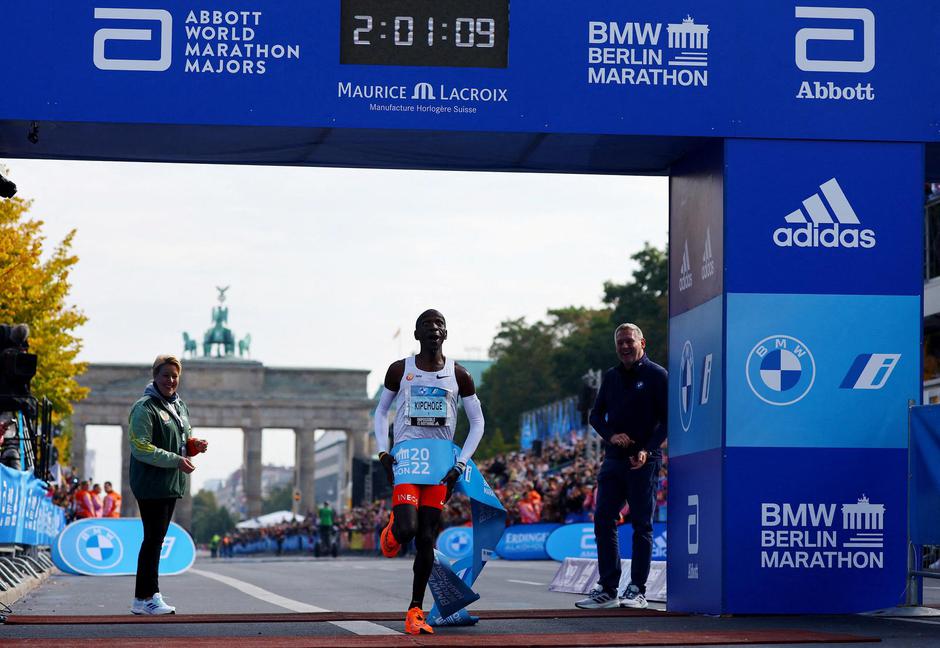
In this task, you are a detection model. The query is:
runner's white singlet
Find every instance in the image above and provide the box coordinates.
[393,356,459,445]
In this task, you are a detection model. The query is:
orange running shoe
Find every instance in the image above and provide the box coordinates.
[380,512,400,558]
[404,607,434,635]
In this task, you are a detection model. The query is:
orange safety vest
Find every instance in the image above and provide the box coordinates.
[103,491,122,518]
[74,489,95,518]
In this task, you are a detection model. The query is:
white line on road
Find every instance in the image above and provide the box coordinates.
[507,579,547,586]
[191,568,399,636]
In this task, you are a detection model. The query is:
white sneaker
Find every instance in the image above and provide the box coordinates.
[152,592,176,613]
[131,595,175,615]
[620,583,648,609]
[575,588,619,609]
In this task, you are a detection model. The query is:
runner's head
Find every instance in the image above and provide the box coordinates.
[414,309,447,351]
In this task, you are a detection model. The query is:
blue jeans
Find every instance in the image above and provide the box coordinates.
[594,456,660,595]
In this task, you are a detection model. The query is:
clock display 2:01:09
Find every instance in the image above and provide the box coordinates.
[339,0,509,68]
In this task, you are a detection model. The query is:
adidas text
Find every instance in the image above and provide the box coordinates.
[773,223,876,249]
[796,81,875,102]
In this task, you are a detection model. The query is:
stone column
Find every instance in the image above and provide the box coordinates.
[295,429,317,517]
[175,478,193,531]
[120,425,139,517]
[71,422,87,478]
[242,427,263,519]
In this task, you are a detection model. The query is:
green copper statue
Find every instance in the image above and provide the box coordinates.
[203,286,235,357]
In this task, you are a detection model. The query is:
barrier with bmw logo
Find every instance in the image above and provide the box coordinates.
[53,518,196,576]
[668,140,921,614]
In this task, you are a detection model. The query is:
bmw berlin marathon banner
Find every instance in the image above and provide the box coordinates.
[53,519,196,576]
[1,1,939,146]
[0,465,65,546]
[668,137,921,613]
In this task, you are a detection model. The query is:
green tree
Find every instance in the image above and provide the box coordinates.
[471,243,668,458]
[0,181,88,417]
[191,489,235,543]
[262,484,294,514]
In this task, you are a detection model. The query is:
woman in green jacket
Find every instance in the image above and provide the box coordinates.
[128,354,207,615]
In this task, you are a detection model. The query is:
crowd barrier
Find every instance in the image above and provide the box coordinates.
[437,522,668,562]
[0,464,64,547]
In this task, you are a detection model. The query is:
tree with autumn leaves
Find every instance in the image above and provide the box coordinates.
[0,177,88,423]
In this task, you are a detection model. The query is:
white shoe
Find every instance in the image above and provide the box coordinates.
[152,592,176,613]
[131,595,175,615]
[620,583,648,609]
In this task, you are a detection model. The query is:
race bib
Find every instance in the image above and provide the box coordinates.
[393,439,457,485]
[409,386,449,426]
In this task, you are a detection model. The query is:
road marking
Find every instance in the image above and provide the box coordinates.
[191,568,399,636]
[507,579,546,586]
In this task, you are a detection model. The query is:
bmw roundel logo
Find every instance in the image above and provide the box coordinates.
[76,525,124,570]
[746,335,815,406]
[447,530,471,555]
[679,340,694,431]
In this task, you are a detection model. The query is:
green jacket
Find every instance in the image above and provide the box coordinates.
[128,394,192,500]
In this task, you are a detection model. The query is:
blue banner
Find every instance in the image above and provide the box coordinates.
[494,523,560,560]
[519,397,582,450]
[392,439,457,485]
[53,518,196,576]
[427,454,506,627]
[0,464,65,546]
[545,522,667,562]
[1,2,938,143]
[910,406,940,545]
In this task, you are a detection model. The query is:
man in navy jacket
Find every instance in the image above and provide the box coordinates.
[576,323,667,609]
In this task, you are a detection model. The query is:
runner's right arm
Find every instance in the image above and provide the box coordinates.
[374,360,404,482]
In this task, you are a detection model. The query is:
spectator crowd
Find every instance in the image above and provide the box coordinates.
[50,467,122,522]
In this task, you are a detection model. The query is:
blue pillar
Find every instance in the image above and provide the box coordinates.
[667,139,923,614]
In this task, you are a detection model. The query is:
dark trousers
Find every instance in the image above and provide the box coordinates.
[594,456,659,595]
[135,497,177,599]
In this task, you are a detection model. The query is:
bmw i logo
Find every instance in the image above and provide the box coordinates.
[76,525,123,570]
[746,335,815,406]
[679,340,694,431]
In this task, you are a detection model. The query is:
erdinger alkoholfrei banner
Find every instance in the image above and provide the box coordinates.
[0,464,65,546]
[1,1,939,143]
[390,439,505,627]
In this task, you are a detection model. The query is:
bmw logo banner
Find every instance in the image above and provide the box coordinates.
[53,518,196,576]
[0,464,66,546]
[545,522,667,562]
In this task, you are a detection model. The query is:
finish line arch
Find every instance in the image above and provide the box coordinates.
[2,0,938,615]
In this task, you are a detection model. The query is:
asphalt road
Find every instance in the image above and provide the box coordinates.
[4,555,940,646]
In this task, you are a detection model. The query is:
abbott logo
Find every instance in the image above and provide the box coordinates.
[94,8,173,72]
[795,7,874,74]
[773,178,875,249]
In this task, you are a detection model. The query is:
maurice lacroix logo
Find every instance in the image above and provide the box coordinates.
[338,81,508,116]
[93,8,301,75]
[588,16,709,87]
[774,178,875,249]
[761,495,885,569]
[746,335,816,406]
[795,6,875,102]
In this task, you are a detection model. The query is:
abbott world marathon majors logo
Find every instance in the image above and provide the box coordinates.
[588,16,710,87]
[76,525,123,570]
[92,8,302,75]
[761,495,886,570]
[746,335,815,406]
[773,178,875,249]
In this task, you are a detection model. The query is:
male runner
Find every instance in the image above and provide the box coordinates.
[373,309,485,635]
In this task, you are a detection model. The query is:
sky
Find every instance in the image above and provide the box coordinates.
[4,159,667,494]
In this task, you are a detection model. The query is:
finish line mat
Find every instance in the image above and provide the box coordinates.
[0,630,879,647]
[3,608,682,625]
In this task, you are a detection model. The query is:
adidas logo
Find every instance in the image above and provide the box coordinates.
[772,178,876,249]
[701,227,715,280]
[679,240,693,291]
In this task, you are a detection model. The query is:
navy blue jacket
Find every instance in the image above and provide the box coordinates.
[589,355,668,461]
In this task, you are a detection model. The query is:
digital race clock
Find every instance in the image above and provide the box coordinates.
[340,0,509,68]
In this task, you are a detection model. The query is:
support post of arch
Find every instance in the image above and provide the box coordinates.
[666,139,922,614]
[243,427,263,519]
[295,428,317,516]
